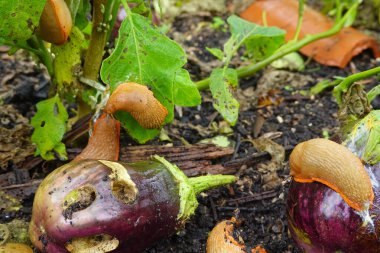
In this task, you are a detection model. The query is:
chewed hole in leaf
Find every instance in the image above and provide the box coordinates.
[65,234,119,253]
[62,185,96,220]
[40,121,45,127]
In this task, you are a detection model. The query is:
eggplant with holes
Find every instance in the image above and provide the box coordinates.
[29,82,235,252]
[29,157,235,253]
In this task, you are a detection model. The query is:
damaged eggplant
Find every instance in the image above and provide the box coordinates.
[287,83,380,252]
[29,156,235,253]
[29,82,236,253]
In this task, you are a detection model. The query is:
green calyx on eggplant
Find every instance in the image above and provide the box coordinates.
[287,81,380,252]
[29,82,236,253]
[30,157,235,253]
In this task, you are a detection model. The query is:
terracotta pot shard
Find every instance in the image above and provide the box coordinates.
[240,0,380,68]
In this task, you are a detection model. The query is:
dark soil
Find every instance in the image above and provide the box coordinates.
[1,9,380,253]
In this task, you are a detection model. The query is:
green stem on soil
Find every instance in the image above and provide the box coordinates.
[188,175,236,196]
[195,2,359,91]
[83,0,109,81]
[333,66,380,104]
[153,155,236,222]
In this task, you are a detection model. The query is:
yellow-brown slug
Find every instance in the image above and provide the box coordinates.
[38,0,72,45]
[104,82,168,129]
[206,218,267,253]
[289,138,374,211]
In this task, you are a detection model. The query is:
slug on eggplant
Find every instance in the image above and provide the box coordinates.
[289,138,373,211]
[29,82,236,253]
[287,110,380,253]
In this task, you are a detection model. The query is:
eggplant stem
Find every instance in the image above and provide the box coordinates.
[188,175,236,195]
[153,155,236,222]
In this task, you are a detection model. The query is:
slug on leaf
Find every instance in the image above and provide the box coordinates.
[104,82,168,129]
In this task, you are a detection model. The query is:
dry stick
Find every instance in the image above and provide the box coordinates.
[226,190,278,205]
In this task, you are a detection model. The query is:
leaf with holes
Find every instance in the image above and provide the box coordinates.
[31,95,68,160]
[210,68,239,125]
[52,27,86,99]
[100,12,200,143]
[0,1,46,40]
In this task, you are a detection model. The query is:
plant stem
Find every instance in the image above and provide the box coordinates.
[293,0,305,42]
[3,41,41,57]
[195,2,358,91]
[188,175,236,195]
[83,0,109,81]
[333,66,380,104]
[36,37,54,80]
[105,0,120,41]
[367,85,380,103]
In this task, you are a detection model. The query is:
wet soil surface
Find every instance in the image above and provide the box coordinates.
[1,11,380,253]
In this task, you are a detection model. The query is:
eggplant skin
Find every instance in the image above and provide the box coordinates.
[29,160,181,253]
[287,169,380,253]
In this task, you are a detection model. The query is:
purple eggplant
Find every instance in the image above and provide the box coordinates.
[30,157,235,253]
[287,110,380,253]
[29,82,235,252]
[287,167,380,253]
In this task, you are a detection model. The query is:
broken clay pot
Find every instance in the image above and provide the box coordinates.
[240,0,380,68]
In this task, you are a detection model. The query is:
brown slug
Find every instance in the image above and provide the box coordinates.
[38,0,72,45]
[289,138,374,211]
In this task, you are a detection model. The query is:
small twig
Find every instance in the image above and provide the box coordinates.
[0,180,43,191]
[226,190,278,205]
[231,133,241,160]
[209,197,218,221]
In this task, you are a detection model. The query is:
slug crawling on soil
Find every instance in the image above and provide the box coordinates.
[206,218,267,253]
[29,82,236,253]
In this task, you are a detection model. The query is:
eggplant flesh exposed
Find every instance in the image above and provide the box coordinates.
[30,160,180,253]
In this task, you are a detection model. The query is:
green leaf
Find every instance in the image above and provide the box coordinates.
[210,68,239,125]
[206,47,224,61]
[227,15,286,61]
[345,110,380,164]
[100,12,200,143]
[31,95,68,160]
[129,0,152,16]
[74,0,91,30]
[52,27,86,98]
[65,0,80,21]
[173,69,201,106]
[0,0,46,40]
